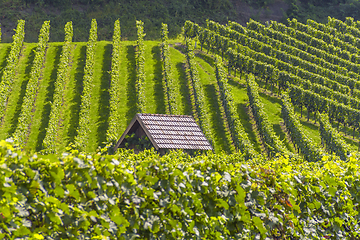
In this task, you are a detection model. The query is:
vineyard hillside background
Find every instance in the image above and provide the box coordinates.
[0,16,360,159]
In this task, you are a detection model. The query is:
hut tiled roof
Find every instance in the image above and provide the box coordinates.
[113,113,213,151]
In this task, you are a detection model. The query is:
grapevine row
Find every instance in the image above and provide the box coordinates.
[287,18,359,55]
[3,140,360,238]
[106,19,122,143]
[184,21,354,97]
[135,20,146,113]
[74,19,97,151]
[226,45,351,98]
[227,47,360,113]
[13,21,50,146]
[160,23,178,115]
[300,79,360,111]
[281,94,322,161]
[270,20,360,65]
[246,74,288,157]
[206,20,360,93]
[244,19,360,80]
[231,19,360,79]
[184,39,213,145]
[339,16,360,33]
[42,22,73,153]
[214,58,257,159]
[318,113,351,161]
[307,18,360,51]
[289,85,360,137]
[328,17,360,39]
[0,20,25,121]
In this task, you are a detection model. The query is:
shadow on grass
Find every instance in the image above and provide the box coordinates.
[125,45,137,124]
[300,119,319,131]
[258,91,282,105]
[273,123,294,152]
[228,78,245,89]
[8,46,37,136]
[96,43,112,147]
[204,84,232,153]
[176,62,192,115]
[0,45,12,80]
[174,45,185,54]
[66,45,86,144]
[35,45,62,151]
[152,45,165,114]
[195,52,215,67]
[299,119,322,146]
[236,102,261,153]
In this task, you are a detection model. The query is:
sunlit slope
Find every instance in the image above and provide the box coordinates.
[1,17,360,157]
[0,41,247,153]
[1,39,359,155]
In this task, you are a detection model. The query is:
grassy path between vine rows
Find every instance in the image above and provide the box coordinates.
[255,81,324,154]
[86,41,112,152]
[26,43,63,152]
[116,41,135,138]
[255,80,360,153]
[228,78,262,153]
[168,46,190,115]
[194,49,295,155]
[258,92,296,153]
[0,44,37,141]
[144,41,166,114]
[194,54,233,154]
[57,43,86,152]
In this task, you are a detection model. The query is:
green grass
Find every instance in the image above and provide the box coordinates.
[255,82,324,154]
[194,53,233,154]
[57,43,86,152]
[0,44,37,140]
[299,118,322,146]
[228,78,262,153]
[86,41,112,152]
[258,91,296,153]
[143,41,166,114]
[26,43,63,152]
[168,45,191,115]
[115,41,136,136]
[255,80,360,154]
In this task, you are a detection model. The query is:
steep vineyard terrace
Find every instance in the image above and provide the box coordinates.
[0,18,359,161]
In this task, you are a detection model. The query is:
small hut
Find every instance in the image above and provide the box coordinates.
[113,113,213,154]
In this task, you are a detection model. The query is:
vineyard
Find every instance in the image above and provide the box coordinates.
[2,16,360,238]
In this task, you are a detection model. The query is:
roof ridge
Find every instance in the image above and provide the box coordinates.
[137,113,193,118]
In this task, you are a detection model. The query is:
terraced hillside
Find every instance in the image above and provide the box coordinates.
[1,17,360,160]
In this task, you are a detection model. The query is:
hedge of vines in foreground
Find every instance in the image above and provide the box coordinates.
[0,140,360,239]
